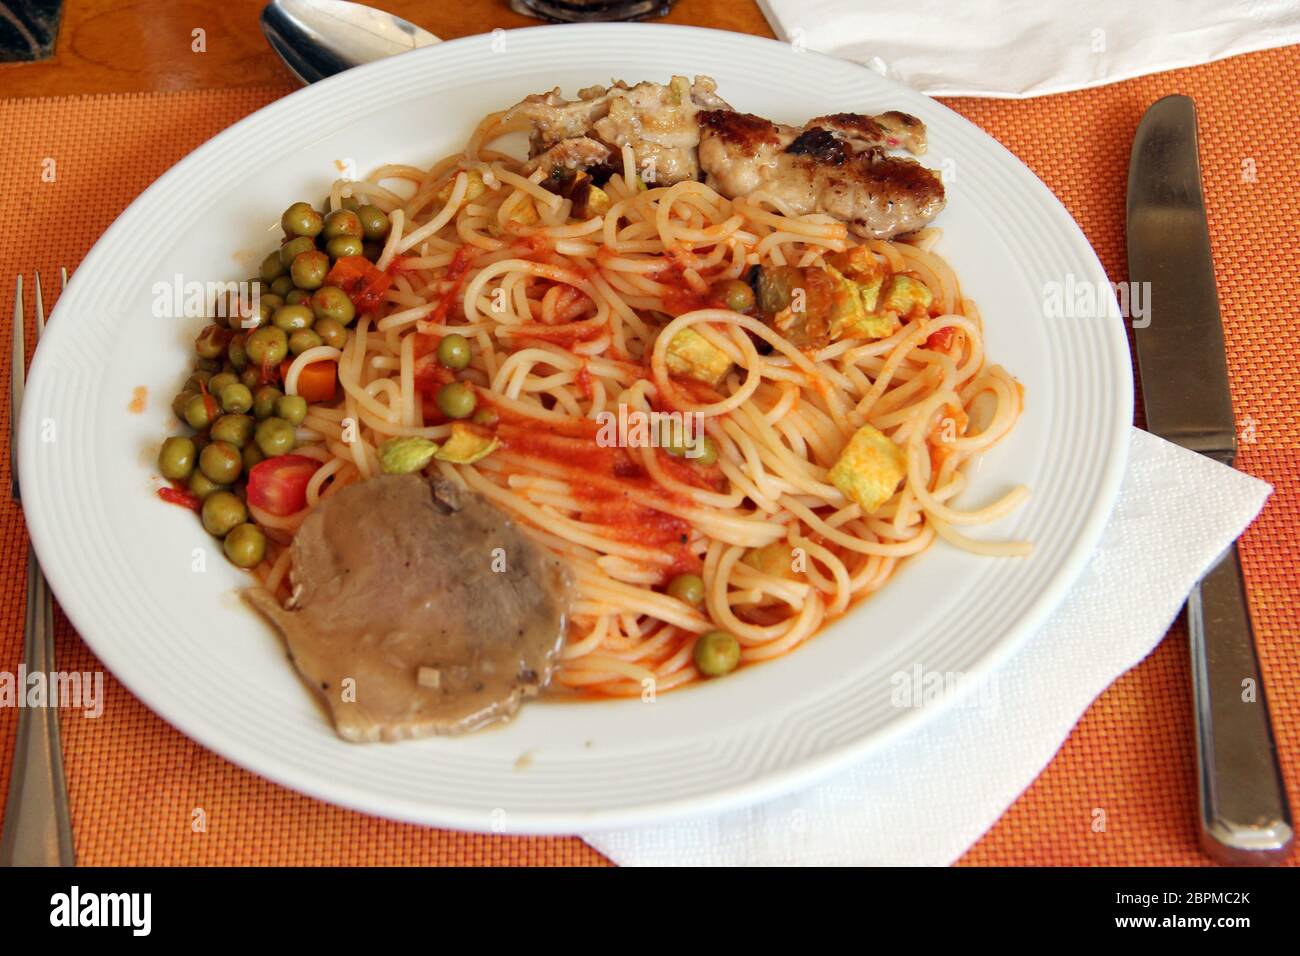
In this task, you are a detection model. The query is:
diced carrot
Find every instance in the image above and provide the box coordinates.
[298,361,338,403]
[280,359,338,403]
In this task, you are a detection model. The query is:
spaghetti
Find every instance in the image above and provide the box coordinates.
[259,109,1030,698]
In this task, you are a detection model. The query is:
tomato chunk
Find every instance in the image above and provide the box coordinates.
[325,255,393,314]
[247,454,319,517]
[158,487,202,512]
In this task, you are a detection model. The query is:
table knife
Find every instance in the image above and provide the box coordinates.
[1127,94,1293,863]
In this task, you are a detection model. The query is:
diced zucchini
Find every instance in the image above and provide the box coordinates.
[825,245,881,282]
[754,265,800,318]
[879,273,933,318]
[664,326,731,387]
[434,422,500,465]
[826,265,898,341]
[379,436,439,475]
[436,169,488,211]
[828,424,908,515]
[857,271,886,314]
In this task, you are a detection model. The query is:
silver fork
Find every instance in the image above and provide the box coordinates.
[0,270,75,867]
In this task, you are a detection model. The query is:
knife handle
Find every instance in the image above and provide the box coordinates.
[1188,543,1293,863]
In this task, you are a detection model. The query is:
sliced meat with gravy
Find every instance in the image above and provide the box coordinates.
[245,474,573,741]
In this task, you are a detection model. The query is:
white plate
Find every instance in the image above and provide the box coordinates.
[19,24,1132,833]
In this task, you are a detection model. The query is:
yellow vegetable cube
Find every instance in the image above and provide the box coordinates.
[436,169,488,211]
[828,424,908,514]
[743,541,797,579]
[664,326,731,387]
[826,265,899,341]
[434,422,499,465]
[879,273,933,318]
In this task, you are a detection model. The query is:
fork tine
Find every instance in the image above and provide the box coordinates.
[34,271,45,339]
[10,275,24,503]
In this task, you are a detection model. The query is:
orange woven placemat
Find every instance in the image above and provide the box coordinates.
[0,45,1296,866]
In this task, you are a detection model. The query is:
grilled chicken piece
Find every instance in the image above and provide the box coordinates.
[245,474,573,741]
[527,136,612,177]
[697,110,945,239]
[506,76,731,185]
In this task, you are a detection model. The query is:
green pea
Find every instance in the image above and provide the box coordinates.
[666,573,705,607]
[208,371,238,395]
[275,394,309,426]
[259,251,287,282]
[254,417,296,457]
[223,523,267,568]
[248,296,274,329]
[172,390,197,422]
[158,436,196,481]
[257,292,285,315]
[201,491,247,537]
[227,332,248,371]
[471,406,499,427]
[184,369,213,393]
[290,250,330,291]
[195,325,228,360]
[437,333,471,371]
[288,329,322,356]
[285,289,310,306]
[245,326,288,366]
[693,630,741,677]
[183,392,217,430]
[314,316,347,349]
[253,385,283,420]
[322,208,363,240]
[271,303,315,332]
[239,365,262,390]
[199,440,242,484]
[281,201,323,239]
[311,286,355,326]
[436,382,476,419]
[188,471,227,500]
[194,357,222,374]
[211,413,254,447]
[325,235,365,260]
[693,436,719,467]
[270,275,295,298]
[278,235,316,267]
[357,204,391,242]
[242,442,265,471]
[718,278,755,313]
[218,382,254,415]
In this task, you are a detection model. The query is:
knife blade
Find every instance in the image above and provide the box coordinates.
[1128,96,1237,460]
[1127,95,1293,863]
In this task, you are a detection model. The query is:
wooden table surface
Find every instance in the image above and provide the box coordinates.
[0,0,774,98]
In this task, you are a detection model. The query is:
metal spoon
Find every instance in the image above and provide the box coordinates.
[261,0,440,84]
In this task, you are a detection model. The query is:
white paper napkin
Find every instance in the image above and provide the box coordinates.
[580,428,1272,865]
[756,0,1300,98]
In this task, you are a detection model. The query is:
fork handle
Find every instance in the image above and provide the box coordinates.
[1188,542,1293,864]
[0,547,75,866]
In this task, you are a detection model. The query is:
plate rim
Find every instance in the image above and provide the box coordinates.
[19,22,1134,833]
